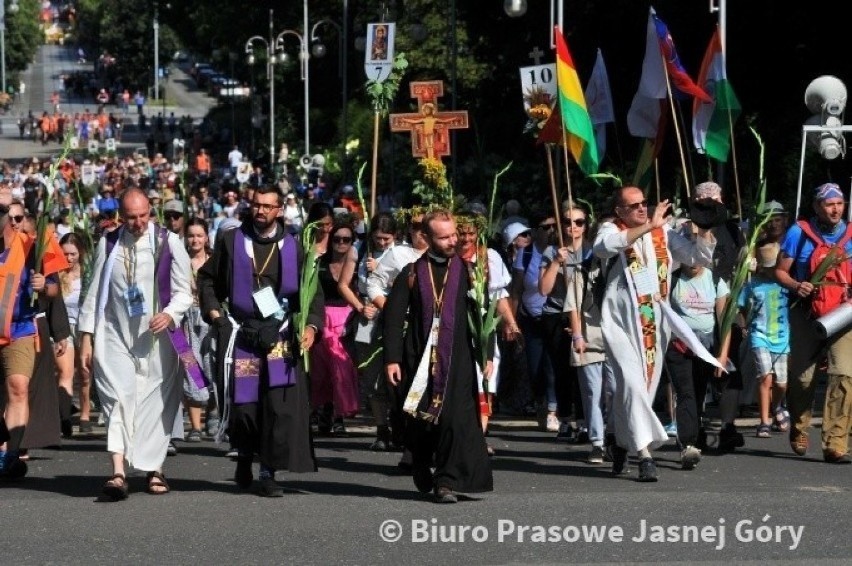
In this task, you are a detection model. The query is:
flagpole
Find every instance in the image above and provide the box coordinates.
[728,116,743,219]
[675,100,696,189]
[660,52,692,199]
[544,145,564,248]
[655,158,661,203]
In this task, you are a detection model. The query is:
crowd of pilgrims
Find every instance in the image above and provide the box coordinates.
[1,149,847,500]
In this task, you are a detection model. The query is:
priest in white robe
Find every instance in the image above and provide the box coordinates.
[593,186,715,482]
[79,188,192,499]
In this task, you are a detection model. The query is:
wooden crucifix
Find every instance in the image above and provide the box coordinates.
[390,80,468,160]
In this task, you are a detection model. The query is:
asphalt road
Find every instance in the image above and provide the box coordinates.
[1,416,849,565]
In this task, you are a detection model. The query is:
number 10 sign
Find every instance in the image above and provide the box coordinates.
[364,22,395,83]
[519,64,556,113]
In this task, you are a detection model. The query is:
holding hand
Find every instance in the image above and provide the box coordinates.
[31,271,46,292]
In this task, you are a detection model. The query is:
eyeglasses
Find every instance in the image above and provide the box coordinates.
[250,202,279,212]
[564,218,586,227]
[333,236,353,244]
[9,215,24,223]
[619,200,648,211]
[538,222,556,231]
[164,212,182,221]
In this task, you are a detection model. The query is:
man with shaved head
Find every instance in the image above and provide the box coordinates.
[79,188,193,500]
[593,186,716,482]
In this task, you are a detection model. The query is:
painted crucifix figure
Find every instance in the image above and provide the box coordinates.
[390,81,468,160]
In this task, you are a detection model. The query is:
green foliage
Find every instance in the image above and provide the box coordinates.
[366,52,408,115]
[4,0,42,79]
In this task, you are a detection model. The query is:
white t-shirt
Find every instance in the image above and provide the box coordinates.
[228,149,243,168]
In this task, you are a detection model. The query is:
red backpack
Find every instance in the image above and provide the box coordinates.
[797,220,852,317]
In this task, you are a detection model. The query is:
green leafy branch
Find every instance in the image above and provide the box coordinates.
[296,221,321,371]
[487,161,513,239]
[32,134,74,304]
[718,125,772,347]
[366,52,408,116]
[466,234,501,391]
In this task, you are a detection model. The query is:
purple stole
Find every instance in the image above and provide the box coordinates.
[106,228,207,390]
[415,255,462,423]
[230,228,299,404]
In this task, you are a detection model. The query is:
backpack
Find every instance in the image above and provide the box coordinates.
[796,220,852,317]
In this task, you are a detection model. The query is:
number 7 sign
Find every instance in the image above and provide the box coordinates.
[364,22,396,83]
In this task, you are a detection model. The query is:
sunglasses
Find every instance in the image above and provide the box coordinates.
[164,212,182,220]
[620,200,648,211]
[9,215,24,223]
[333,236,353,244]
[564,218,586,227]
[538,222,556,231]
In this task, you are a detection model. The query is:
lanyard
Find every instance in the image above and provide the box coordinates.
[252,243,277,289]
[427,260,450,314]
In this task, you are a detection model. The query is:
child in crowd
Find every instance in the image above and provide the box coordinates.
[738,243,790,438]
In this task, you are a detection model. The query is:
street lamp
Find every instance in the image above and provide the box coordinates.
[245,24,276,170]
[1,0,20,96]
[310,16,348,182]
[246,8,310,171]
[276,0,312,166]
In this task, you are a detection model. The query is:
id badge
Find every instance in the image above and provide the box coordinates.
[631,264,659,296]
[124,284,147,318]
[253,286,280,319]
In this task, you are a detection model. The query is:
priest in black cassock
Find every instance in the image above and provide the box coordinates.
[385,209,493,503]
[198,185,323,497]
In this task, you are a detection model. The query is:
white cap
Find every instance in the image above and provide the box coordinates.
[502,221,531,245]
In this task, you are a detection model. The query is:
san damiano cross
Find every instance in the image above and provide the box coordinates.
[390,81,469,160]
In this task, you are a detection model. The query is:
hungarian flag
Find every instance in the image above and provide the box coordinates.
[692,27,741,162]
[552,26,598,176]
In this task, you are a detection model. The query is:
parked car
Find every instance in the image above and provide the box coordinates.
[206,73,227,96]
[190,62,213,82]
[216,79,248,100]
[196,67,218,89]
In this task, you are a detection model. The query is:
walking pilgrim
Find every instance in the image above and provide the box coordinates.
[79,188,193,499]
[593,187,718,482]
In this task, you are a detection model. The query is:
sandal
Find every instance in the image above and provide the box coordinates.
[146,471,170,495]
[773,407,790,432]
[756,423,772,438]
[102,473,129,501]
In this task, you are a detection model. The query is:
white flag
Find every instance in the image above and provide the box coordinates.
[584,48,615,158]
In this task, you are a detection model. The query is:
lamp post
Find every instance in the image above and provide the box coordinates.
[1,0,21,96]
[153,1,159,101]
[276,0,311,165]
[246,8,310,171]
[310,15,346,182]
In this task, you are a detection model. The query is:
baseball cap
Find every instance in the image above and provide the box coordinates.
[147,189,160,199]
[758,200,786,215]
[163,200,183,214]
[503,221,531,245]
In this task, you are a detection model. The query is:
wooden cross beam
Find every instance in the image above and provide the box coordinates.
[389,80,468,160]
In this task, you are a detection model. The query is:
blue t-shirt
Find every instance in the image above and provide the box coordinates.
[513,245,546,317]
[781,219,852,281]
[737,276,790,354]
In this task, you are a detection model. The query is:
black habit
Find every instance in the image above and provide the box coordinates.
[197,220,324,472]
[383,254,493,494]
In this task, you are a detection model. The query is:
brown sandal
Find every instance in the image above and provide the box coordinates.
[102,473,129,501]
[146,471,170,495]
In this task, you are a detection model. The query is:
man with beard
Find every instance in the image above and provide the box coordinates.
[776,183,852,464]
[384,209,494,503]
[197,185,324,496]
